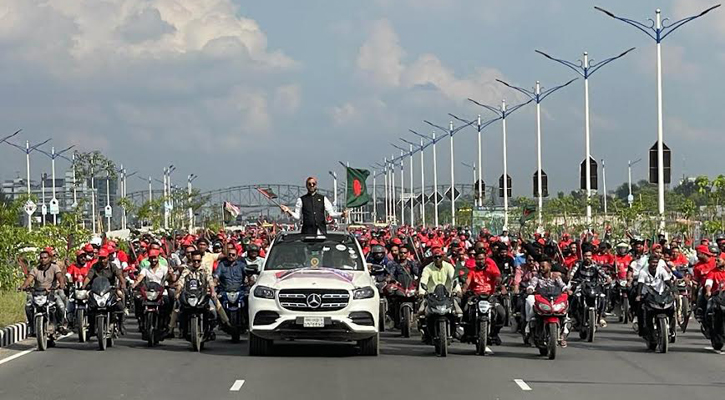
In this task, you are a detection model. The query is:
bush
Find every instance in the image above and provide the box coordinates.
[0,290,26,328]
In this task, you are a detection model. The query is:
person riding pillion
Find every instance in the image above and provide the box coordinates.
[280,176,348,235]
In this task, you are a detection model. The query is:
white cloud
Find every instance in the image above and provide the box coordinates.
[273,84,302,114]
[356,19,405,87]
[329,103,358,126]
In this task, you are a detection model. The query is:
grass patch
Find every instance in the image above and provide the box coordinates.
[0,290,26,328]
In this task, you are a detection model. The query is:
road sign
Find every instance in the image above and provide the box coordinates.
[165,201,173,211]
[474,180,485,199]
[498,175,512,198]
[416,194,426,205]
[71,201,78,209]
[49,198,59,215]
[445,187,460,201]
[579,157,598,191]
[104,205,112,218]
[24,200,36,216]
[533,170,549,197]
[41,204,48,216]
[649,142,671,184]
[627,194,634,204]
[428,191,443,204]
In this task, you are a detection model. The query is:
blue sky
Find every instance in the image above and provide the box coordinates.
[0,0,722,197]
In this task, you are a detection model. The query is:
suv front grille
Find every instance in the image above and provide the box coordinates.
[278,289,350,312]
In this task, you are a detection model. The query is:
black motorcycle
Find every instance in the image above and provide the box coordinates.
[641,286,676,353]
[179,277,214,352]
[461,293,498,356]
[89,277,121,351]
[369,264,391,332]
[704,291,725,351]
[609,278,630,324]
[572,278,606,342]
[139,280,167,347]
[27,289,59,351]
[419,284,457,357]
[70,283,90,343]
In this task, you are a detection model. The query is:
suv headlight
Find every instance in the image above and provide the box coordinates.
[253,286,276,299]
[353,286,375,300]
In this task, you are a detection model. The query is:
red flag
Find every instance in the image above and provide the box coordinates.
[256,187,278,199]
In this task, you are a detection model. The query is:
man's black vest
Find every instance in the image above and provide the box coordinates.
[300,193,327,234]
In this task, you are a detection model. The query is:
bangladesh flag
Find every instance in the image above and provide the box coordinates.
[346,167,370,208]
[519,204,536,225]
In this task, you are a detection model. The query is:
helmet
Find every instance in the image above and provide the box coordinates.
[370,245,386,261]
[715,234,725,243]
[247,244,260,253]
[709,244,721,256]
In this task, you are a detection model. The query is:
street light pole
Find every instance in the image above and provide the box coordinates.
[391,154,397,225]
[383,158,389,223]
[188,174,197,230]
[401,136,427,227]
[536,47,635,229]
[2,137,51,232]
[602,159,608,220]
[496,78,576,229]
[36,144,74,225]
[595,4,720,232]
[628,158,642,207]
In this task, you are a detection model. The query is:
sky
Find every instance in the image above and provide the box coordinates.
[0,0,724,198]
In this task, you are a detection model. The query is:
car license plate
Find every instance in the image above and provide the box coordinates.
[303,317,325,328]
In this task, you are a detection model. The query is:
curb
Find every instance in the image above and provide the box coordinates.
[0,323,28,347]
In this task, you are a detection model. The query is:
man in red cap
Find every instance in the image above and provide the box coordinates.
[83,248,127,335]
[67,250,91,283]
[694,244,719,320]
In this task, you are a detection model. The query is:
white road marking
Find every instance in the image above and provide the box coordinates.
[229,380,245,391]
[704,346,724,355]
[485,346,494,355]
[0,333,73,366]
[514,379,532,391]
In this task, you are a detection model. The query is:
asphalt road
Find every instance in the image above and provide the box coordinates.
[1,317,724,400]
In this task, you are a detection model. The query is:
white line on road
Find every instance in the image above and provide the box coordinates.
[704,346,724,355]
[229,380,246,391]
[514,379,532,391]
[0,333,73,366]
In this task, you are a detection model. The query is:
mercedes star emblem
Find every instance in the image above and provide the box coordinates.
[306,293,322,309]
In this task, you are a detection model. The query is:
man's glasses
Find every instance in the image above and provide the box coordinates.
[307,182,317,186]
[148,257,158,262]
[228,253,237,257]
[98,257,107,261]
[192,259,202,263]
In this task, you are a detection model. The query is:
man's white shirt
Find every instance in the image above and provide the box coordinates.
[287,196,342,221]
[638,265,673,294]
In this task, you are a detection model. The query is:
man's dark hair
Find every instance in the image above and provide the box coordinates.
[191,250,203,257]
[539,256,553,265]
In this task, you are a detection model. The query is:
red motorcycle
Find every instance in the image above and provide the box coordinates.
[531,286,569,360]
[383,273,419,338]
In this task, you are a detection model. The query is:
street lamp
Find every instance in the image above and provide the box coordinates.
[2,137,51,232]
[36,144,74,225]
[495,78,577,228]
[410,129,439,227]
[461,162,476,195]
[595,4,720,232]
[188,174,198,230]
[328,170,338,210]
[424,119,476,226]
[628,158,643,207]
[448,114,503,208]
[122,169,137,230]
[536,47,635,229]
[391,144,407,226]
[467,98,533,230]
[401,136,429,226]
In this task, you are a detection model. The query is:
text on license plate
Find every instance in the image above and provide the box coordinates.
[303,317,325,328]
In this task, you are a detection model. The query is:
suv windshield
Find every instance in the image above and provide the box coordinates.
[265,234,363,271]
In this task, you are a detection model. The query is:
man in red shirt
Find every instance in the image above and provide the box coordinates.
[694,244,718,320]
[462,250,505,345]
[67,250,91,284]
[705,256,725,298]
[613,243,632,280]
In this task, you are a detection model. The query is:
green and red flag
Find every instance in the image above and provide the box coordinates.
[519,204,536,225]
[346,167,370,208]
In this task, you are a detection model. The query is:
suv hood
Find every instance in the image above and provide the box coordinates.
[258,267,371,290]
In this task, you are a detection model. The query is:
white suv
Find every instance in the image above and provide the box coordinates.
[248,232,379,356]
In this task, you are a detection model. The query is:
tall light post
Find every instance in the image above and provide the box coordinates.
[105,165,112,233]
[390,146,406,226]
[381,159,389,223]
[187,174,198,230]
[536,47,634,229]
[467,98,533,229]
[123,170,137,230]
[2,136,51,232]
[602,159,608,220]
[448,114,503,208]
[328,171,338,209]
[461,162,476,196]
[495,78,577,228]
[369,167,377,222]
[37,144,74,225]
[390,154,397,224]
[410,130,440,227]
[424,119,476,226]
[401,137,429,226]
[595,4,720,232]
[628,158,642,207]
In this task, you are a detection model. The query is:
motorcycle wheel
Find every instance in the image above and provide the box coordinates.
[711,333,724,351]
[107,318,115,348]
[190,315,202,352]
[378,300,386,333]
[476,320,488,356]
[657,316,669,353]
[547,322,558,360]
[587,308,596,343]
[401,307,411,338]
[622,298,630,324]
[680,297,690,333]
[503,295,511,327]
[35,315,47,351]
[97,315,107,351]
[77,310,86,343]
[146,314,156,348]
[437,319,448,357]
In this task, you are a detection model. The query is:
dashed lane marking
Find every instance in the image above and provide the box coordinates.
[230,380,245,391]
[514,379,532,391]
[0,333,74,366]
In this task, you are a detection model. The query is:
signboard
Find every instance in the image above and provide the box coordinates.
[24,200,36,216]
[41,204,48,216]
[416,194,426,205]
[49,198,60,215]
[165,201,173,211]
[579,157,598,191]
[649,142,671,184]
[104,205,113,218]
[471,207,506,235]
[474,180,485,200]
[445,187,460,201]
[428,191,443,204]
[498,175,512,198]
[533,170,549,197]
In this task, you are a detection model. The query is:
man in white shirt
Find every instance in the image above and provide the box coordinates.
[281,176,346,234]
[635,255,674,337]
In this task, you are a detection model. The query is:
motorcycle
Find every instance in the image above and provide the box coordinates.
[179,276,214,352]
[674,275,693,333]
[369,264,390,332]
[419,284,457,357]
[139,280,167,347]
[382,272,418,338]
[641,286,676,353]
[27,289,59,351]
[70,282,90,343]
[704,291,725,351]
[572,279,606,342]
[88,277,121,351]
[530,286,569,360]
[609,279,630,324]
[461,293,498,356]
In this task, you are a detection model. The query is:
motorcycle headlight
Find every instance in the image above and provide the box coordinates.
[353,286,375,300]
[619,280,627,287]
[226,292,240,303]
[187,296,199,307]
[553,303,567,312]
[478,301,491,314]
[94,293,109,308]
[34,295,47,306]
[434,305,449,315]
[146,290,159,301]
[75,290,88,300]
[538,303,552,312]
[253,286,276,300]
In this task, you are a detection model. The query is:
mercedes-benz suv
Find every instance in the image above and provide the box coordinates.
[248,231,379,356]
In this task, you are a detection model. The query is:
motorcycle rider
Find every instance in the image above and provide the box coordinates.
[367,244,398,278]
[525,257,568,347]
[130,249,174,336]
[214,244,247,301]
[613,242,632,281]
[704,255,725,299]
[417,248,462,317]
[83,248,127,335]
[569,247,611,328]
[169,250,218,337]
[461,250,505,345]
[389,246,420,282]
[18,249,67,336]
[694,244,718,320]
[243,244,265,273]
[635,254,675,338]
